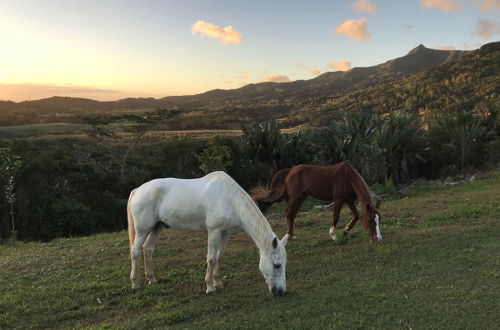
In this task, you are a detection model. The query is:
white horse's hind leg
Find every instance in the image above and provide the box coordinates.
[130,232,148,290]
[213,231,230,289]
[205,229,222,294]
[143,224,163,285]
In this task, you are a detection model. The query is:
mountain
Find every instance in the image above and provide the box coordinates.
[298,41,499,126]
[161,44,469,106]
[1,43,495,129]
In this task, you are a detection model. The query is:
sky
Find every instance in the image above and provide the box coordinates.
[0,0,499,102]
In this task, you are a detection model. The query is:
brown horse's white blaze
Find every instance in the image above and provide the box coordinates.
[251,162,382,243]
[359,203,382,243]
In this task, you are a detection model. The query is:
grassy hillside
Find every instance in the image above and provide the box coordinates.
[1,172,499,329]
[0,44,473,131]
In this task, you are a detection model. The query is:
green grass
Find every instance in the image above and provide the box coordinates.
[1,172,499,329]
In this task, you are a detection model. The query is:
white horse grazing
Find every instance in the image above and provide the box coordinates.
[127,171,289,296]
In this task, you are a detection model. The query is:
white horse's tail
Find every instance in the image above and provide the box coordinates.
[127,189,137,250]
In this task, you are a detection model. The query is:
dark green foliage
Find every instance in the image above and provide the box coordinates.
[0,104,498,241]
[145,136,203,179]
[242,120,282,171]
[242,120,313,174]
[425,110,498,176]
[311,111,426,184]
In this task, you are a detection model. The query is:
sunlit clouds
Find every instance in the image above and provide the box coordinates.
[351,0,377,14]
[474,18,500,39]
[335,18,371,41]
[421,0,463,13]
[327,61,352,72]
[435,45,456,50]
[191,20,242,45]
[421,0,500,12]
[260,75,291,83]
[309,67,322,76]
[479,0,500,11]
[217,72,251,87]
[295,62,323,76]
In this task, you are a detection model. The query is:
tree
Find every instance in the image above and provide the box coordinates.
[242,120,282,172]
[0,147,22,240]
[197,142,233,175]
[81,109,179,184]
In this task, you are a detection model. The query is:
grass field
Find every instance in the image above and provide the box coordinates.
[0,123,90,139]
[0,123,302,140]
[0,172,499,329]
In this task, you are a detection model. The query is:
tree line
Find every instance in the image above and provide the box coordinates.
[0,107,498,242]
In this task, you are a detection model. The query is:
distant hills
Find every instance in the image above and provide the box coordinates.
[1,42,498,129]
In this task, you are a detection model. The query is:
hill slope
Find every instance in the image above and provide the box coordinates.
[1,172,499,329]
[302,41,499,125]
[0,44,470,127]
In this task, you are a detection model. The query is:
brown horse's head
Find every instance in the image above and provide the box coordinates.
[361,203,382,243]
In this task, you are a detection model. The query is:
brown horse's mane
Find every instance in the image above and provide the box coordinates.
[342,163,375,208]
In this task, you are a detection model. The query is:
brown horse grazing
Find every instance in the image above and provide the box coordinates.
[251,162,382,243]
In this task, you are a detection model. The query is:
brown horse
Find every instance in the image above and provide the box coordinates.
[251,162,382,243]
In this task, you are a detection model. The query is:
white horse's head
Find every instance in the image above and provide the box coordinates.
[259,234,288,296]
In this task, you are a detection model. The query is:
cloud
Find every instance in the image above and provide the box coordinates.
[479,0,500,11]
[295,62,309,70]
[309,67,322,76]
[403,24,414,32]
[260,75,291,83]
[191,20,242,45]
[240,72,250,79]
[351,0,377,14]
[474,18,500,39]
[420,0,463,13]
[335,18,371,41]
[435,45,456,50]
[327,61,352,72]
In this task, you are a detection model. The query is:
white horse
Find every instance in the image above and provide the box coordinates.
[127,171,289,296]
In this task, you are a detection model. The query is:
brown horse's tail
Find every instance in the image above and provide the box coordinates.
[251,168,291,204]
[127,189,137,251]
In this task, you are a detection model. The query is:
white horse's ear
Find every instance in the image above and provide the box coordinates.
[280,234,289,247]
[272,237,278,249]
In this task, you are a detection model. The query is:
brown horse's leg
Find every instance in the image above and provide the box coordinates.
[285,195,306,239]
[344,200,360,234]
[329,200,344,240]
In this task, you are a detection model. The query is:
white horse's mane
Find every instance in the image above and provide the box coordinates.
[221,173,276,251]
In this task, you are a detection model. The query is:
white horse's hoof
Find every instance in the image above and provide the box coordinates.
[148,278,157,285]
[214,280,223,289]
[206,286,216,294]
[131,283,141,290]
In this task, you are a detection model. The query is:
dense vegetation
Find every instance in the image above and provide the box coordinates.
[0,100,498,242]
[0,171,499,329]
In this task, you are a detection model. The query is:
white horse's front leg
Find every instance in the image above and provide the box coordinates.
[205,229,222,294]
[213,231,230,289]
